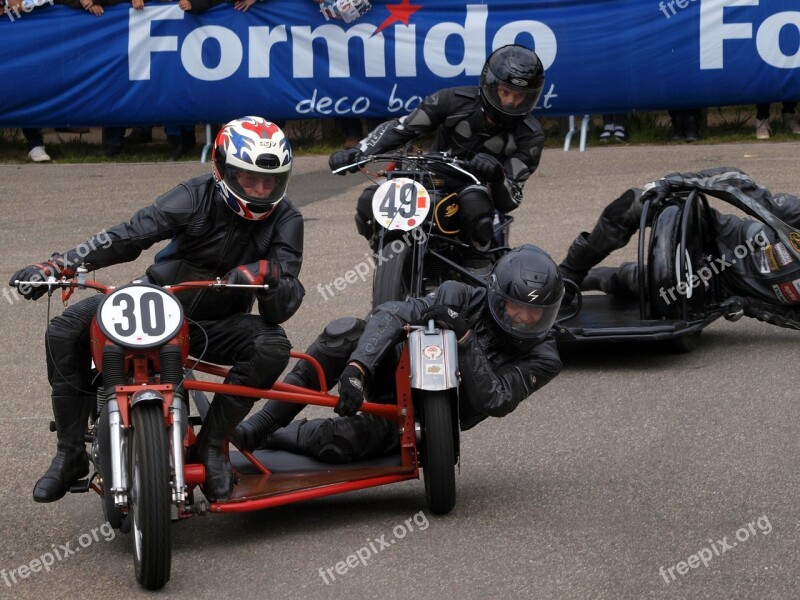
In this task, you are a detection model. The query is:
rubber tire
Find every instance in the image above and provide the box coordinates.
[129,403,172,590]
[372,240,410,309]
[96,404,124,529]
[419,391,456,515]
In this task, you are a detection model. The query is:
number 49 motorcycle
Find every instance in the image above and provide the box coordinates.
[15,272,461,590]
[333,151,513,308]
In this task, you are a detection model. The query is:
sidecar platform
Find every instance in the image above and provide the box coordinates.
[554,293,723,345]
[208,450,416,509]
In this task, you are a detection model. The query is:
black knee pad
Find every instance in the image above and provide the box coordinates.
[355,185,379,239]
[288,317,365,391]
[600,188,640,220]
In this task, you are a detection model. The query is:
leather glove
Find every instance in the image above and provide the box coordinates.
[224,260,280,289]
[336,363,366,416]
[9,255,73,301]
[417,304,470,341]
[329,148,363,175]
[640,179,671,209]
[721,296,748,322]
[468,153,505,184]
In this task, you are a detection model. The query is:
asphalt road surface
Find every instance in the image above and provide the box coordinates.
[1,143,799,599]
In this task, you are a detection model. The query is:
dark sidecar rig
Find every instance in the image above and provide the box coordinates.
[554,190,733,353]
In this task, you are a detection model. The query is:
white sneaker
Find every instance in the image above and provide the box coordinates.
[755,119,771,140]
[28,146,51,162]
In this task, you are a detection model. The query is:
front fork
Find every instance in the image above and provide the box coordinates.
[107,390,187,507]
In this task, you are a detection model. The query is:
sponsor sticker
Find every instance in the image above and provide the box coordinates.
[790,231,800,253]
[422,345,443,360]
[772,284,788,304]
[763,245,779,271]
[426,365,442,374]
[774,242,795,267]
[778,282,800,304]
[757,248,772,274]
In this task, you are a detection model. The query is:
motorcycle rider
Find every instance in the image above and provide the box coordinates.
[232,244,563,461]
[329,44,546,272]
[9,117,304,502]
[558,167,800,329]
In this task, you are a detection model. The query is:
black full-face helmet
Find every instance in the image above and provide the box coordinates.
[479,45,545,126]
[487,244,564,352]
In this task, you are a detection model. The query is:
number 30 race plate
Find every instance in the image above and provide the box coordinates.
[97,283,184,348]
[371,177,431,231]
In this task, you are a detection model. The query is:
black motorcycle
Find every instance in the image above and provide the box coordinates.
[333,151,512,308]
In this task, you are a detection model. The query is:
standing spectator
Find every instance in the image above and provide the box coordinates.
[23,129,51,163]
[598,114,628,142]
[668,108,702,143]
[755,102,800,140]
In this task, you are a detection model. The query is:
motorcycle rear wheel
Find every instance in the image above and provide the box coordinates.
[129,403,172,590]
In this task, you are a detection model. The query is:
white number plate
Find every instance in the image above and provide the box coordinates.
[97,284,184,348]
[371,177,430,231]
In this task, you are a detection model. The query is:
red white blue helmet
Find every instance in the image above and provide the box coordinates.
[212,117,292,220]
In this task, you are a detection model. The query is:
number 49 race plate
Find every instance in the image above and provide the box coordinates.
[371,177,431,231]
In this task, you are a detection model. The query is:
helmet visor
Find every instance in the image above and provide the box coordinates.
[483,72,541,117]
[488,285,560,340]
[225,165,288,208]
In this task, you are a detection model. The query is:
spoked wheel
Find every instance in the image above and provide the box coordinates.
[372,240,410,309]
[129,403,171,590]
[419,391,456,515]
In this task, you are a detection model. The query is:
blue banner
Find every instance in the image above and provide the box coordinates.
[1,0,799,127]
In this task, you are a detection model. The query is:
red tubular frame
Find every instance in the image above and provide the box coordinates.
[73,277,420,514]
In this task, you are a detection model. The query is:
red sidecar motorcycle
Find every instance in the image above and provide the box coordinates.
[18,273,461,590]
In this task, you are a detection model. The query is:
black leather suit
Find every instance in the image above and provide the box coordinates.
[355,86,545,248]
[259,280,562,463]
[46,173,305,400]
[578,168,800,329]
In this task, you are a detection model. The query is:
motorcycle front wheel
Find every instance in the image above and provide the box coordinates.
[419,391,456,515]
[129,402,172,590]
[372,239,411,309]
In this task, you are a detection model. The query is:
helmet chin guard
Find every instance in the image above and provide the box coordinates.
[212,116,293,221]
[487,244,563,349]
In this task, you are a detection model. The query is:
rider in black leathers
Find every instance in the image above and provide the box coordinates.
[233,245,564,462]
[329,45,546,268]
[558,167,800,329]
[10,117,304,502]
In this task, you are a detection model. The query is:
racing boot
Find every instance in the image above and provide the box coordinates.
[232,317,365,451]
[192,394,253,500]
[260,415,398,464]
[558,232,609,302]
[582,263,639,299]
[33,395,92,503]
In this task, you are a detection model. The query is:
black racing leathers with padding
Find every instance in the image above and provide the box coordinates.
[350,280,562,427]
[357,86,545,213]
[58,173,304,323]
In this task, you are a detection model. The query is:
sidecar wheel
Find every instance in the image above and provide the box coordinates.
[129,403,171,590]
[96,404,124,529]
[373,240,410,308]
[419,391,456,515]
